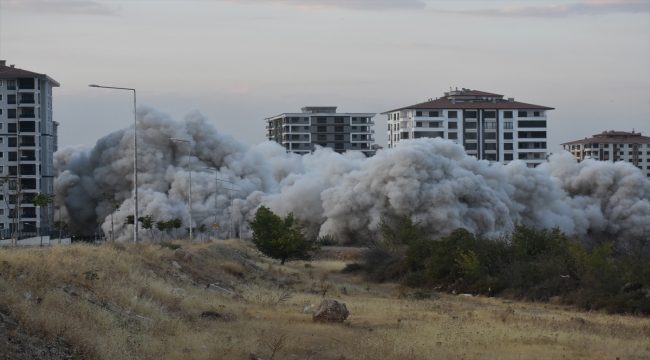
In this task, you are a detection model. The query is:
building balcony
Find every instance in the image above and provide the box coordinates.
[465,118,477,121]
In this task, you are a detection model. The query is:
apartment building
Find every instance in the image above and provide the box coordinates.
[562,130,650,177]
[0,60,59,234]
[265,106,376,156]
[383,88,554,168]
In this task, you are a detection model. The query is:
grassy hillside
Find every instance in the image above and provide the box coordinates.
[0,240,649,359]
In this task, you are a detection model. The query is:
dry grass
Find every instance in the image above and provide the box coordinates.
[221,262,245,277]
[0,240,648,359]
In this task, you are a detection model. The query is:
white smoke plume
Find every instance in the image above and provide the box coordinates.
[53,106,650,244]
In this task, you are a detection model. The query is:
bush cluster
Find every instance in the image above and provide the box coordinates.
[364,215,650,315]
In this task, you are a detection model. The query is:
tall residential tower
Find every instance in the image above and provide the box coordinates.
[562,130,650,177]
[265,106,376,156]
[0,61,59,235]
[383,88,554,168]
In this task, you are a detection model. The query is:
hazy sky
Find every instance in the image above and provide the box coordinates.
[1,0,648,151]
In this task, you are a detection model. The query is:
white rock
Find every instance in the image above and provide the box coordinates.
[172,261,181,269]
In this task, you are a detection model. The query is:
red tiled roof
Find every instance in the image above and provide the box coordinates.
[0,64,60,86]
[0,65,43,77]
[561,131,650,145]
[381,96,554,114]
[463,90,503,97]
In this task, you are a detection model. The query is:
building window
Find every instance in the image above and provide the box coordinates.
[416,111,422,117]
[504,132,513,140]
[485,154,497,161]
[334,117,344,124]
[317,135,326,140]
[465,132,477,140]
[7,109,16,119]
[504,143,513,150]
[317,126,326,132]
[465,122,477,129]
[352,126,357,130]
[334,126,344,132]
[448,122,457,129]
[504,154,514,161]
[317,118,326,124]
[304,126,309,130]
[401,133,409,139]
[465,111,477,119]
[352,143,357,147]
[518,121,546,128]
[416,122,422,127]
[448,132,457,140]
[429,111,439,117]
[334,143,343,149]
[0,109,2,116]
[334,135,344,140]
[485,132,497,140]
[7,80,16,90]
[485,143,497,150]
[484,111,496,118]
[0,209,3,216]
[466,143,477,150]
[504,111,513,119]
[533,111,541,117]
[518,111,527,117]
[448,111,458,119]
[485,122,497,130]
[504,122,513,129]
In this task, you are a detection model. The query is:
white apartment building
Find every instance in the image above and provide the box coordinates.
[383,88,554,168]
[265,106,376,156]
[562,130,650,177]
[0,60,59,236]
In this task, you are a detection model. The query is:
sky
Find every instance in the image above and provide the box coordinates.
[1,0,649,152]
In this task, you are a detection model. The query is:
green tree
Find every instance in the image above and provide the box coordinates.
[198,223,207,241]
[156,220,169,241]
[102,193,121,242]
[249,206,320,265]
[53,220,68,233]
[170,218,182,239]
[139,215,155,241]
[32,193,55,245]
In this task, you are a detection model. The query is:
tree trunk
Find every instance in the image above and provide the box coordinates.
[280,258,286,265]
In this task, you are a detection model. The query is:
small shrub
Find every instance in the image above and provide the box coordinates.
[160,242,181,250]
[315,234,338,246]
[341,263,364,273]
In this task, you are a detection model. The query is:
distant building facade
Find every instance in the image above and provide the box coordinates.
[265,106,376,156]
[0,60,59,234]
[561,130,650,177]
[383,88,554,168]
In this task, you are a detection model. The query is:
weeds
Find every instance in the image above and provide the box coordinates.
[275,289,293,306]
[264,332,288,360]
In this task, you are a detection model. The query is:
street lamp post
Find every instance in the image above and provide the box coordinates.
[172,138,193,241]
[229,189,241,239]
[88,84,139,243]
[201,167,235,240]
